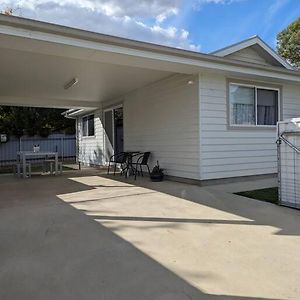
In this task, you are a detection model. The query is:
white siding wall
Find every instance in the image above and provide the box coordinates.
[76,71,300,182]
[78,110,105,166]
[123,74,200,179]
[282,84,300,119]
[199,73,278,180]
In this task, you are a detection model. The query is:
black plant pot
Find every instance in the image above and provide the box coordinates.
[150,173,164,182]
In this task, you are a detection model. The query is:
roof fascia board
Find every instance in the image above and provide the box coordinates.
[212,36,293,70]
[256,38,293,70]
[212,37,257,56]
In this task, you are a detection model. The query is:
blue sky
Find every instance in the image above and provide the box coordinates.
[1,0,300,53]
[181,0,300,52]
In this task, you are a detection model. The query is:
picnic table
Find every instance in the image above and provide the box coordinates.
[17,151,59,178]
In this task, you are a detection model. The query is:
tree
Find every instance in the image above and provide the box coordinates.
[0,106,75,137]
[277,17,300,69]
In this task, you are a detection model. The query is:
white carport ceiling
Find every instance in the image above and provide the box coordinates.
[0,47,171,108]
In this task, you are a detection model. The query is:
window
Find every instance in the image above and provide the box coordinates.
[82,114,95,136]
[257,89,278,125]
[230,85,255,125]
[229,83,279,126]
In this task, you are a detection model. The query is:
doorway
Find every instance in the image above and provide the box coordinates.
[104,106,124,161]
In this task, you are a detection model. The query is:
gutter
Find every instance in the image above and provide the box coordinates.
[62,108,97,119]
[62,109,84,119]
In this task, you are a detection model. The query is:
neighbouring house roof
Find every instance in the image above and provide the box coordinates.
[211,35,293,70]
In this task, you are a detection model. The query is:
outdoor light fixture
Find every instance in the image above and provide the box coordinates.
[187,80,194,85]
[64,77,79,90]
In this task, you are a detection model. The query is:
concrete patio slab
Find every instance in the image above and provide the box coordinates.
[0,170,299,300]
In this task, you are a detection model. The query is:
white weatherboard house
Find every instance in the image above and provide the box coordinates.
[1,15,300,182]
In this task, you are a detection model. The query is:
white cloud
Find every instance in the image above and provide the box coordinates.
[261,0,289,35]
[266,0,289,23]
[1,0,200,51]
[12,0,182,18]
[180,29,189,39]
[194,0,242,10]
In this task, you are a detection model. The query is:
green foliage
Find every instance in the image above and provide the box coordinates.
[0,106,75,137]
[151,161,164,175]
[277,17,300,68]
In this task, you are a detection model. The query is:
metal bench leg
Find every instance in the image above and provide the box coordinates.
[27,163,31,178]
[17,164,21,178]
[12,165,17,177]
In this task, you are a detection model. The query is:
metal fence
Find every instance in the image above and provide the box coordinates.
[0,133,76,170]
[277,120,300,209]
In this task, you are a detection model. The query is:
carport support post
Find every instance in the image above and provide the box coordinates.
[75,118,81,170]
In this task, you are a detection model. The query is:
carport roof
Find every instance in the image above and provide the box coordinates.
[0,15,300,110]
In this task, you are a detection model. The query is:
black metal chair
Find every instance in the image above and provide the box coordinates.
[131,152,151,180]
[107,152,128,176]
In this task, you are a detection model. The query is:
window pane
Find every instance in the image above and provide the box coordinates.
[88,115,95,136]
[82,117,87,136]
[257,89,278,125]
[230,84,255,125]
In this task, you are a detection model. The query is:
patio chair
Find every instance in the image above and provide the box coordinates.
[107,152,128,176]
[131,152,151,180]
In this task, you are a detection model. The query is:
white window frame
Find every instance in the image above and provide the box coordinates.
[82,114,95,138]
[229,82,280,128]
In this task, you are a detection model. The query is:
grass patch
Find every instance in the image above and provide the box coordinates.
[235,187,278,204]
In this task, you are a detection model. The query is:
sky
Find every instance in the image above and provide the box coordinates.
[1,0,300,53]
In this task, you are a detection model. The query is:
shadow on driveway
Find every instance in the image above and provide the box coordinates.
[0,171,297,299]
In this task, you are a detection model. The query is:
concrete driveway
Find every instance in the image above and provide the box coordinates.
[0,170,299,300]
